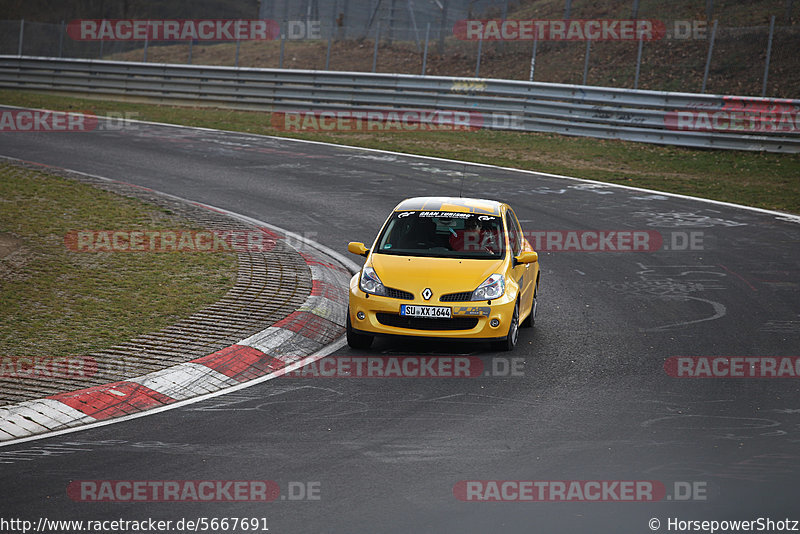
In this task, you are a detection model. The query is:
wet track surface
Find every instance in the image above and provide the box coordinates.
[2,115,799,533]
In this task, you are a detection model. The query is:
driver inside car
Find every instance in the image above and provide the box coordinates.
[450,217,497,252]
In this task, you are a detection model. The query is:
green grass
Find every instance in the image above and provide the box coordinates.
[3,90,797,214]
[0,161,237,359]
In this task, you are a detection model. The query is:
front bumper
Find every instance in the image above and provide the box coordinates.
[348,275,516,340]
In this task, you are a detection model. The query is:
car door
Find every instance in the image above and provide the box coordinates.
[504,208,533,313]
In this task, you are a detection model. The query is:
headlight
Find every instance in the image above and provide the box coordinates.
[359,265,386,296]
[471,274,505,301]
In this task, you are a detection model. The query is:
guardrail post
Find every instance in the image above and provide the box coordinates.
[475,35,483,77]
[701,19,717,93]
[422,22,430,75]
[372,21,381,73]
[99,38,104,59]
[18,19,24,56]
[762,15,776,97]
[528,34,538,81]
[634,32,643,89]
[235,39,241,67]
[58,20,65,58]
[582,38,591,85]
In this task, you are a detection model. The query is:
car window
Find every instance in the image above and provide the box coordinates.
[375,211,505,259]
[509,209,525,252]
[505,211,522,256]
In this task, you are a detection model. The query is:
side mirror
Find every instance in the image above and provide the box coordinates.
[514,251,538,265]
[347,242,369,257]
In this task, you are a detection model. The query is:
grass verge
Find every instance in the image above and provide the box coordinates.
[0,161,237,359]
[1,89,798,214]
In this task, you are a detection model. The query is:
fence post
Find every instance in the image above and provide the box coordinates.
[279,27,286,68]
[422,22,430,75]
[407,0,421,52]
[634,32,643,89]
[475,35,483,77]
[99,38,104,59]
[762,15,776,97]
[188,40,193,64]
[325,2,334,69]
[631,0,640,18]
[18,19,24,56]
[438,0,449,54]
[564,0,572,19]
[326,31,333,69]
[372,21,381,72]
[701,19,717,93]
[235,39,241,66]
[343,0,350,39]
[58,20,65,58]
[388,0,396,45]
[582,37,591,85]
[143,24,149,62]
[787,0,794,23]
[528,34,538,81]
[499,0,509,52]
[706,0,714,21]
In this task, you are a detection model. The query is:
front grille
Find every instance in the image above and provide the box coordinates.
[376,313,479,331]
[440,291,473,302]
[384,287,414,300]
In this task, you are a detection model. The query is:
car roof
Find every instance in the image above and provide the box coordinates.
[393,197,505,216]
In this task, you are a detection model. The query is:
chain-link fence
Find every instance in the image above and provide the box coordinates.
[1,1,797,98]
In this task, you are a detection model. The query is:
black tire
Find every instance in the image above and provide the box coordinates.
[347,312,373,350]
[491,300,519,352]
[521,284,537,328]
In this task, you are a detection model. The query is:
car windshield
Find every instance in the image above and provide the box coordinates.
[374,211,506,259]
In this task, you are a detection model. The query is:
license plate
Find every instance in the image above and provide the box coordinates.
[400,305,452,318]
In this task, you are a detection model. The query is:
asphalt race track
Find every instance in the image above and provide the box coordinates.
[2,113,799,533]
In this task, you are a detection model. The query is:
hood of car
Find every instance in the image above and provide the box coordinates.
[368,253,505,299]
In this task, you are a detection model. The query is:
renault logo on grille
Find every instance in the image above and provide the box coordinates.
[422,288,432,300]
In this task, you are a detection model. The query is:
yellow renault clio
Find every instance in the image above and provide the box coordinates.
[346,197,539,351]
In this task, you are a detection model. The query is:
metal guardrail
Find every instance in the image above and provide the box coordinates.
[1,56,798,153]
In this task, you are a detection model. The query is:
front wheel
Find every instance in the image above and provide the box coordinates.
[347,311,373,349]
[491,300,519,352]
